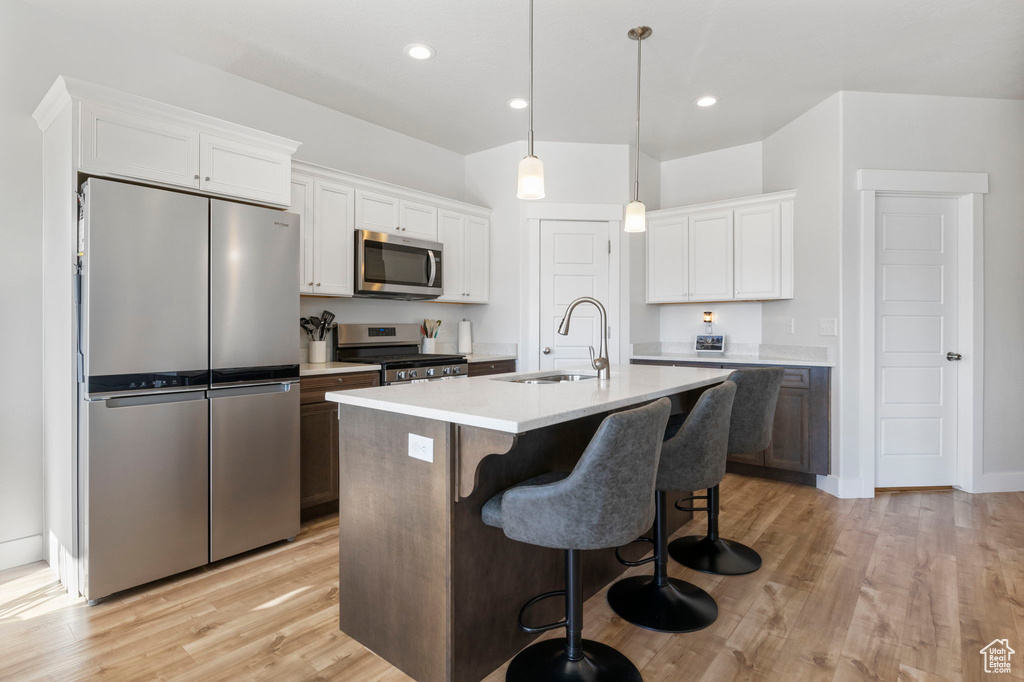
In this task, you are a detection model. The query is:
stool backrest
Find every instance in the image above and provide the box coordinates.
[500,397,671,551]
[657,380,736,492]
[726,368,785,455]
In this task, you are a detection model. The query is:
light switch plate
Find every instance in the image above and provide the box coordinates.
[819,318,838,336]
[785,318,795,334]
[408,433,434,463]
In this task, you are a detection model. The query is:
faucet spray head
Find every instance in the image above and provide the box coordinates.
[557,312,571,336]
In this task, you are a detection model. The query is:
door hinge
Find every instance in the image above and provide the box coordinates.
[608,240,611,254]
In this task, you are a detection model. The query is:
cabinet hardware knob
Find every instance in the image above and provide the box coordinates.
[402,227,407,231]
[193,174,199,180]
[308,281,313,286]
[316,282,322,286]
[205,176,210,181]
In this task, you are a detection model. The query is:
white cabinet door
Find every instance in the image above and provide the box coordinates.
[399,200,438,241]
[646,217,689,303]
[734,203,782,299]
[290,175,315,294]
[463,217,489,303]
[79,102,200,189]
[438,211,465,302]
[199,134,291,206]
[355,189,400,233]
[688,209,734,301]
[313,180,354,297]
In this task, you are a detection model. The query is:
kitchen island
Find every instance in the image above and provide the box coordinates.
[327,364,730,682]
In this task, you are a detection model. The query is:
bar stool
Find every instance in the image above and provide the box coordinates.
[668,367,784,576]
[607,380,736,633]
[481,398,671,682]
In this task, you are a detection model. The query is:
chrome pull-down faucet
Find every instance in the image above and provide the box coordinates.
[557,297,610,380]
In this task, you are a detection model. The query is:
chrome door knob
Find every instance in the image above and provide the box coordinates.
[542,347,552,355]
[946,352,963,361]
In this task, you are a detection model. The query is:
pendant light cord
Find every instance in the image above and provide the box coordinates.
[527,0,535,157]
[633,33,642,202]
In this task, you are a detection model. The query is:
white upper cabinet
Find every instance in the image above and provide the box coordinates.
[33,77,299,208]
[399,200,439,241]
[646,191,795,304]
[438,211,465,301]
[290,175,315,294]
[354,190,400,232]
[647,216,689,302]
[437,210,489,303]
[80,102,201,189]
[312,180,354,297]
[199,134,291,206]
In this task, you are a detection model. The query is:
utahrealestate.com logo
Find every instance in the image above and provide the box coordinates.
[980,639,1015,674]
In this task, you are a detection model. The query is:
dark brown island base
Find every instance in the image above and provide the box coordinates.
[327,364,730,682]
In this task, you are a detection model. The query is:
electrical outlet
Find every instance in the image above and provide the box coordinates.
[785,318,795,335]
[408,433,433,463]
[819,318,838,337]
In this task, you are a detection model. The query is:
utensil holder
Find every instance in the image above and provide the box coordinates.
[309,340,327,364]
[421,338,437,354]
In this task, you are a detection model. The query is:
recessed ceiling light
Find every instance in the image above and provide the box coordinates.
[695,95,718,107]
[405,44,435,60]
[507,97,529,109]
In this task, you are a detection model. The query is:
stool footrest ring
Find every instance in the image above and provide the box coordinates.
[615,536,656,567]
[676,495,709,513]
[517,589,567,634]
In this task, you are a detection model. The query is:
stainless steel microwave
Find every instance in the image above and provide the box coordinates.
[354,230,443,300]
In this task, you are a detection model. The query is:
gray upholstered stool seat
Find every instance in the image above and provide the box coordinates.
[668,367,785,576]
[482,398,671,682]
[607,380,736,633]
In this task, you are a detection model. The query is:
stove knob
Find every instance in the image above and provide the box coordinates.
[452,366,461,375]
[426,368,435,377]
[396,371,407,380]
[443,367,452,375]
[409,370,418,378]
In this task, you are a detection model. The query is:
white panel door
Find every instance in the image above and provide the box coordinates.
[463,217,490,303]
[646,217,688,302]
[79,102,200,189]
[539,221,609,371]
[688,209,734,301]
[290,175,315,294]
[313,180,354,296]
[437,210,465,302]
[355,189,400,233]
[734,202,782,299]
[875,195,958,487]
[399,199,439,241]
[199,134,291,206]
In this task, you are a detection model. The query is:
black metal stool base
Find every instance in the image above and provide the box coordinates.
[506,637,642,682]
[607,575,718,633]
[668,535,762,575]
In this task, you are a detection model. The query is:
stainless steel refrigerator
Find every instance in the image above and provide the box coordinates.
[77,179,300,601]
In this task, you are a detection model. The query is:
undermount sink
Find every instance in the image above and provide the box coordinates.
[499,373,599,385]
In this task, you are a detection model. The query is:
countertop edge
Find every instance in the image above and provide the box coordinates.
[299,363,382,377]
[631,354,835,368]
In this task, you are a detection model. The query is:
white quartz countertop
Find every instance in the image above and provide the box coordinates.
[327,363,730,434]
[632,353,835,368]
[300,362,381,377]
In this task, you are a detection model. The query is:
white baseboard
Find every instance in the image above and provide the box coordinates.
[982,471,1024,493]
[816,475,870,498]
[0,534,44,571]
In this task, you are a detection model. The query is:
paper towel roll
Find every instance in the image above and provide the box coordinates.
[458,319,473,355]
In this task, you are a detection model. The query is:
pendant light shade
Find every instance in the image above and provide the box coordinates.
[517,0,544,199]
[625,26,651,232]
[517,154,545,200]
[624,199,646,233]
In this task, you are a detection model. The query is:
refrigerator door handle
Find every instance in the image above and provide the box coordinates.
[104,392,207,409]
[208,382,295,399]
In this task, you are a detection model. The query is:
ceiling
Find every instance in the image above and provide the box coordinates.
[27,0,1024,159]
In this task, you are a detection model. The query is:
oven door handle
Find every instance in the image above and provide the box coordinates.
[426,250,437,287]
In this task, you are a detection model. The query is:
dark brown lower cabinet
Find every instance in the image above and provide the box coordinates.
[632,359,831,485]
[299,371,380,518]
[467,359,517,377]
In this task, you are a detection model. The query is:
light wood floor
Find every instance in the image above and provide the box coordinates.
[2,474,1022,682]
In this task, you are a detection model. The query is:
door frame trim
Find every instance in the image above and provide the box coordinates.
[857,169,987,494]
[521,203,624,372]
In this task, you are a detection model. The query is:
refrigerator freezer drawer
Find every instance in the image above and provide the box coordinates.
[210,383,300,562]
[81,391,209,601]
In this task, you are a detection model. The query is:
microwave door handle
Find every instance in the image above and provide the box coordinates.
[426,250,437,287]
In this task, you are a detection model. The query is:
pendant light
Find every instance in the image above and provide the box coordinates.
[517,0,545,199]
[624,26,651,233]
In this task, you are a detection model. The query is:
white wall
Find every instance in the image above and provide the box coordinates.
[839,92,1024,481]
[630,152,662,345]
[0,0,468,570]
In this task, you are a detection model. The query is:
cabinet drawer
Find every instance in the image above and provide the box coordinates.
[467,360,517,377]
[300,372,380,403]
[781,368,811,389]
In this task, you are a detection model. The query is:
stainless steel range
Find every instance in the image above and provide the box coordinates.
[333,323,468,385]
